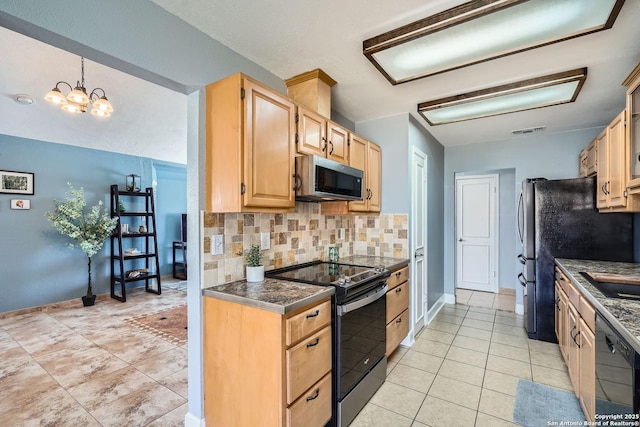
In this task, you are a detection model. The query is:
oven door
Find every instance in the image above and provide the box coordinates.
[335,283,387,426]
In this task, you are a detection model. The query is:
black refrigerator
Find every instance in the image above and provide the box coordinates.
[517,177,633,342]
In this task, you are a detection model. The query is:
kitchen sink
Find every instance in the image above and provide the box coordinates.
[579,272,640,301]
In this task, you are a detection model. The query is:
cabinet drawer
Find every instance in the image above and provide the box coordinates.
[555,267,570,293]
[386,309,409,356]
[286,325,332,404]
[286,300,331,346]
[286,372,332,427]
[579,296,595,332]
[387,266,409,290]
[387,281,409,323]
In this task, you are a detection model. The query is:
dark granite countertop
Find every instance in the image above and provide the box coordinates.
[339,255,410,271]
[555,258,640,352]
[202,278,334,315]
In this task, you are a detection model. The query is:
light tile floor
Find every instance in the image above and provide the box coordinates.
[456,288,516,312]
[351,291,573,427]
[0,281,187,427]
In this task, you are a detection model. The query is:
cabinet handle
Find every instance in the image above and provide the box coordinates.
[555,297,560,310]
[396,317,402,324]
[306,310,320,318]
[306,338,320,348]
[306,388,320,402]
[395,287,402,293]
[321,137,327,152]
[292,174,302,191]
[329,141,334,155]
[395,271,402,277]
[574,330,581,349]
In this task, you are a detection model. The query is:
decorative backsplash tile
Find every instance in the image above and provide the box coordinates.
[201,203,408,287]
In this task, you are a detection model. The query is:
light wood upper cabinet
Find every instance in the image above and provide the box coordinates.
[348,135,381,213]
[579,139,597,178]
[206,73,296,212]
[596,130,609,208]
[607,111,627,208]
[624,63,640,192]
[295,106,349,165]
[326,121,349,164]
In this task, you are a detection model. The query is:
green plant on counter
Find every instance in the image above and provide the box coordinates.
[246,244,262,267]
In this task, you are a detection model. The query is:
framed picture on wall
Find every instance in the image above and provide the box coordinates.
[0,170,34,195]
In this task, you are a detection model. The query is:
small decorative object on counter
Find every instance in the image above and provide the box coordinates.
[118,201,126,212]
[329,246,339,263]
[125,174,141,192]
[139,225,147,233]
[246,244,264,282]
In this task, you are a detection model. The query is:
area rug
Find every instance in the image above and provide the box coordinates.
[513,379,585,427]
[126,305,187,345]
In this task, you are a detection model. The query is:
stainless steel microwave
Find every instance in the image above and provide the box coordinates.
[295,155,363,202]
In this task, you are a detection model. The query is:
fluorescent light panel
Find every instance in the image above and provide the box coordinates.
[418,68,587,125]
[364,0,623,84]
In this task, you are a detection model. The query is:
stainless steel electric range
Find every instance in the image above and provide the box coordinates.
[267,261,390,427]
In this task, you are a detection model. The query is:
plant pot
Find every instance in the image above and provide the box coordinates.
[246,265,265,282]
[82,295,97,307]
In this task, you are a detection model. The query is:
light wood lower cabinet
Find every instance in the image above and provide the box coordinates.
[386,265,409,356]
[554,266,595,422]
[203,296,332,427]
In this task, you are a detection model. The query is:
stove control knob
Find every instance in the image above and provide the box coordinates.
[338,276,346,285]
[344,276,351,283]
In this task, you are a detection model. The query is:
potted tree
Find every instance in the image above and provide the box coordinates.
[45,183,118,306]
[245,244,264,282]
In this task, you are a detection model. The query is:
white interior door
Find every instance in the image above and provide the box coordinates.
[411,147,427,332]
[455,174,498,293]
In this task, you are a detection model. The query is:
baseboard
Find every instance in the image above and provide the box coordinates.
[426,294,446,324]
[515,303,524,315]
[444,293,456,305]
[185,412,205,427]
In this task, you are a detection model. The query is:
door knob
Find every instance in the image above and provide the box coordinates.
[458,238,464,242]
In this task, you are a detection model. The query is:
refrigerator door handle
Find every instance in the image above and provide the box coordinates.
[518,273,528,287]
[517,253,527,265]
[517,191,524,244]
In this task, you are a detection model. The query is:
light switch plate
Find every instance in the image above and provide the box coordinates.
[211,234,224,255]
[260,232,270,250]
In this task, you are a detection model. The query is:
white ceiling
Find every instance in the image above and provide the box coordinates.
[150,0,640,146]
[1,0,639,161]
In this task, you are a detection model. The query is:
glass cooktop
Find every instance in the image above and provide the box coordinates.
[267,262,385,287]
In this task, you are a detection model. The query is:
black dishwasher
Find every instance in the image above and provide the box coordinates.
[595,312,640,416]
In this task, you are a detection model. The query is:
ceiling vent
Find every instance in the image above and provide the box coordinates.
[511,126,546,135]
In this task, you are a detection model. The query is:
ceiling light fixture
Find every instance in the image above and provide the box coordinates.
[417,68,587,125]
[363,0,623,85]
[44,57,113,118]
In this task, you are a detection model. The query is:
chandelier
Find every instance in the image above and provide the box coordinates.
[44,57,114,118]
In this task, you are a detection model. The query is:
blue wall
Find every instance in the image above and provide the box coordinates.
[0,134,185,312]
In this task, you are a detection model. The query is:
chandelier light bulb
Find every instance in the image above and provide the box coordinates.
[44,88,68,105]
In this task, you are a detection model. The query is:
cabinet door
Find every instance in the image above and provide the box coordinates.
[559,286,569,360]
[554,283,563,348]
[578,318,595,422]
[596,131,609,208]
[607,110,627,208]
[367,142,382,213]
[347,135,368,212]
[567,304,580,395]
[243,79,296,209]
[326,121,349,165]
[296,106,326,158]
[585,141,597,176]
[579,149,588,177]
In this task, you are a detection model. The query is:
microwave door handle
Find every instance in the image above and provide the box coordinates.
[338,285,388,316]
[518,273,528,287]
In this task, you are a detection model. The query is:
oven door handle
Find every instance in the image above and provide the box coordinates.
[338,285,388,316]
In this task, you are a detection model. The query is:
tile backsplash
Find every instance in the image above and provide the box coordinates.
[201,203,408,287]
